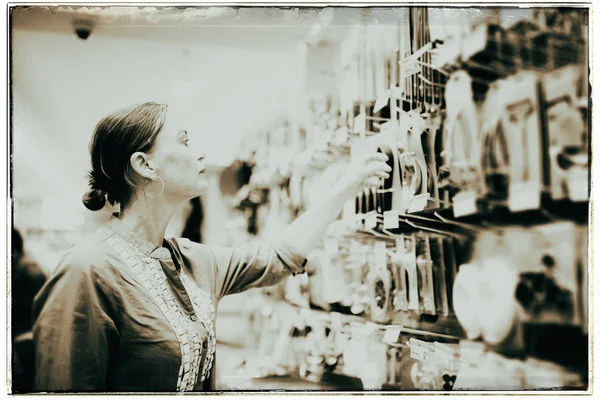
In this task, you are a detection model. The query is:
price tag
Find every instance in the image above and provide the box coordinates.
[365,211,378,230]
[398,112,423,135]
[410,343,427,361]
[390,86,404,99]
[434,342,454,369]
[399,117,413,135]
[412,113,426,133]
[401,58,421,79]
[453,190,478,217]
[355,214,365,230]
[408,193,429,213]
[567,175,589,202]
[383,210,400,229]
[383,326,403,344]
[396,128,408,151]
[508,181,541,212]
[374,89,391,113]
[412,42,432,60]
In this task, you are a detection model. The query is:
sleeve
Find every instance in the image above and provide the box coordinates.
[209,239,307,300]
[31,250,120,392]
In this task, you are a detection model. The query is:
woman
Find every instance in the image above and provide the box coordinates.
[32,102,391,392]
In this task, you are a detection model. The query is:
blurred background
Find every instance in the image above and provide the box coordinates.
[10,5,589,392]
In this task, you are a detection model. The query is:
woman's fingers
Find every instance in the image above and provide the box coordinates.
[376,170,390,179]
[363,152,389,164]
[366,176,383,187]
[360,159,390,188]
[365,161,392,176]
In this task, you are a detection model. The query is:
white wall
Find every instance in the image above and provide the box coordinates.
[12,27,305,234]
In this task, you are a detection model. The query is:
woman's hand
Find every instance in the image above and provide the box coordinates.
[334,148,392,201]
[281,146,392,255]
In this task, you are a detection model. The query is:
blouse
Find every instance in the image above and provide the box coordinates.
[31,218,306,392]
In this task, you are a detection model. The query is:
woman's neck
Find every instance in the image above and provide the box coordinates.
[116,196,182,247]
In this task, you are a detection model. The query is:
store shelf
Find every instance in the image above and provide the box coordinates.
[347,196,588,245]
[226,7,589,392]
[280,299,588,376]
[215,343,362,391]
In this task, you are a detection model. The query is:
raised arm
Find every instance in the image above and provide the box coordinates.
[188,148,391,300]
[280,149,390,255]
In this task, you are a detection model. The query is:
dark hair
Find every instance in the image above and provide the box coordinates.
[82,102,168,211]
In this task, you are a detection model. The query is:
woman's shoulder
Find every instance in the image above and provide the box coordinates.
[53,231,120,279]
[168,237,216,260]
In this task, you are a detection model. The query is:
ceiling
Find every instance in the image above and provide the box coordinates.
[10,6,351,50]
[9,6,418,49]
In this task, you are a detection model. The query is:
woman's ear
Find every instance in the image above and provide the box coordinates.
[130,152,156,180]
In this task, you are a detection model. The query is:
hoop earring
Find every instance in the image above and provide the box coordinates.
[144,177,164,199]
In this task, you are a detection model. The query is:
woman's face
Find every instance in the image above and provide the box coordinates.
[147,107,208,201]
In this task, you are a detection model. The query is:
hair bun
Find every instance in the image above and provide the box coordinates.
[82,188,107,211]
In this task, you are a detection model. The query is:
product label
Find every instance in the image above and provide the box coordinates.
[434,342,455,369]
[355,214,365,230]
[374,90,391,113]
[390,86,404,99]
[399,111,422,133]
[383,326,403,344]
[410,343,427,361]
[383,210,400,229]
[508,181,541,212]
[453,190,478,217]
[408,193,430,213]
[401,58,421,79]
[567,175,589,202]
[365,211,378,230]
